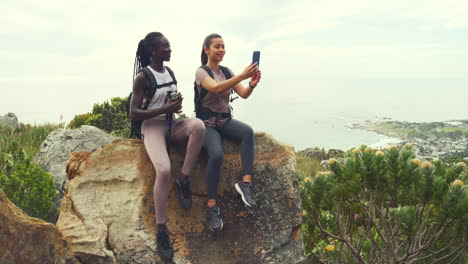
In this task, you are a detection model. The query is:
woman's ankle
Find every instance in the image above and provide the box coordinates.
[179,172,189,182]
[207,199,216,208]
[157,224,168,232]
[242,174,252,183]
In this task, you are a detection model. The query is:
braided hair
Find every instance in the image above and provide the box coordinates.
[133,32,164,80]
[201,33,222,65]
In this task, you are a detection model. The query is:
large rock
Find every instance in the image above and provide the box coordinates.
[327,148,344,158]
[299,148,344,161]
[57,132,305,264]
[0,188,79,264]
[299,148,327,160]
[34,125,117,198]
[0,112,18,129]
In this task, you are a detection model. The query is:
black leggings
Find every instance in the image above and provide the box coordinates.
[204,119,255,199]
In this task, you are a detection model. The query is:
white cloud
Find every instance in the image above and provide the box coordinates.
[0,0,467,124]
[364,0,468,29]
[262,39,468,78]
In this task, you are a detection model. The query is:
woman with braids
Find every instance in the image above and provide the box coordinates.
[129,32,205,261]
[194,33,261,231]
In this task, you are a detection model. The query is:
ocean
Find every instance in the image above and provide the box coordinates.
[230,77,468,151]
[1,77,467,152]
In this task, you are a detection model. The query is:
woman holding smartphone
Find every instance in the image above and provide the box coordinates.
[194,33,262,231]
[130,32,205,261]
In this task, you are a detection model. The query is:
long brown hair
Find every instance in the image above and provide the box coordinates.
[201,33,222,65]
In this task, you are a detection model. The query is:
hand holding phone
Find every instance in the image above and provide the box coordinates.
[252,51,260,67]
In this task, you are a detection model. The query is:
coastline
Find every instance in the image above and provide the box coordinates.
[348,118,468,159]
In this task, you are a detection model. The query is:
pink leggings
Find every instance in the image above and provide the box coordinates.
[142,117,205,224]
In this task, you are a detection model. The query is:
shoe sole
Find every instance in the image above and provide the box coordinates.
[235,183,252,207]
[208,219,223,231]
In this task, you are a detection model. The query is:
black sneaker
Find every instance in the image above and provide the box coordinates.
[206,205,223,231]
[235,181,257,207]
[175,176,192,209]
[156,228,174,261]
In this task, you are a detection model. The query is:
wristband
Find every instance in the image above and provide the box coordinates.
[249,81,256,89]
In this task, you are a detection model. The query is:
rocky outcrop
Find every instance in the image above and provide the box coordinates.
[0,188,79,264]
[299,147,344,160]
[299,148,327,160]
[34,125,117,202]
[0,112,18,129]
[57,132,305,264]
[327,148,344,158]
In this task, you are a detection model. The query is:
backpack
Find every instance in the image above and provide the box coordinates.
[194,65,238,120]
[126,66,177,139]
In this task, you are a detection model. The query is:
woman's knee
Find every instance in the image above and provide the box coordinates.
[209,150,224,165]
[242,124,254,140]
[190,118,205,136]
[155,164,171,182]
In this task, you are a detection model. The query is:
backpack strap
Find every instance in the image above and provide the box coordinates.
[154,66,177,88]
[128,66,177,139]
[198,65,232,100]
[164,66,177,85]
[219,66,232,80]
[199,65,213,101]
[140,67,158,110]
[219,65,239,103]
[195,65,234,121]
[140,66,177,109]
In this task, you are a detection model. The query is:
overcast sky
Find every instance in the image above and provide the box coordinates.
[1,0,467,125]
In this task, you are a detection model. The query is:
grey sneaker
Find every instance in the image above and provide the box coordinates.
[156,228,174,261]
[206,205,223,231]
[175,176,192,209]
[235,181,257,207]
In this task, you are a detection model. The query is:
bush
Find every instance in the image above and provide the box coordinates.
[0,124,59,222]
[68,112,93,129]
[301,144,467,264]
[68,97,130,137]
[0,124,56,175]
[0,160,58,221]
[296,152,324,180]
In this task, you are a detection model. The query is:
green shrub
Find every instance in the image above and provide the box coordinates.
[68,112,93,129]
[296,152,324,180]
[0,160,58,221]
[0,124,59,222]
[68,97,130,137]
[0,124,56,175]
[301,145,467,264]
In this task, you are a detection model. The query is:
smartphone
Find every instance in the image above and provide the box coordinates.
[252,51,260,67]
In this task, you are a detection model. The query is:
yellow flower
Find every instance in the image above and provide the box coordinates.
[412,159,422,166]
[302,210,308,217]
[451,180,464,187]
[457,162,467,169]
[375,151,385,157]
[352,148,360,154]
[325,245,335,252]
[365,147,373,153]
[328,158,337,165]
[304,177,312,183]
[388,145,398,150]
[421,161,433,169]
[405,143,413,147]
